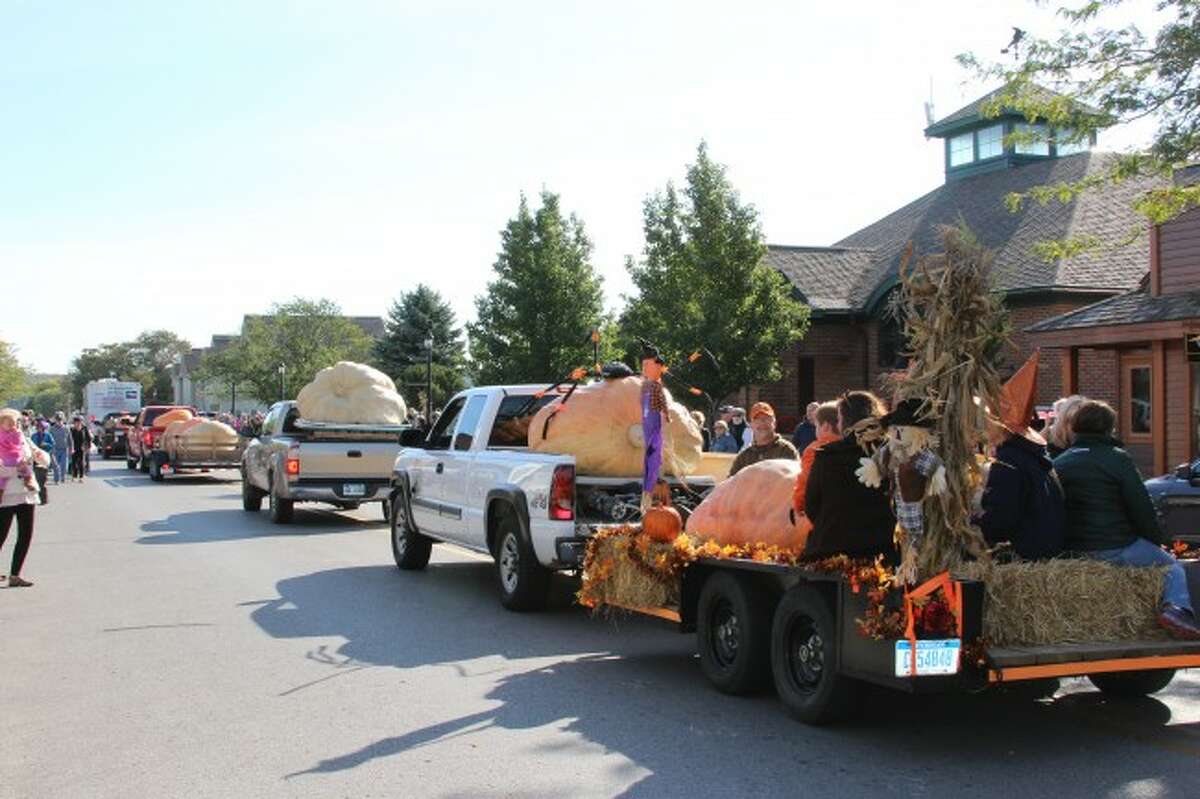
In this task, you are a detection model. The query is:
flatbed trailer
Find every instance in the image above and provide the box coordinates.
[611,557,1200,724]
[148,438,249,482]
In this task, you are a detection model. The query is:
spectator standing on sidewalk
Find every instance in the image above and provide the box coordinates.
[68,417,90,483]
[29,420,54,505]
[49,413,70,485]
[0,408,45,587]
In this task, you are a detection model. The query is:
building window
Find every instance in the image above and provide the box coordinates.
[949,133,974,167]
[1055,128,1090,156]
[1014,122,1050,156]
[1124,362,1152,439]
[976,124,1004,159]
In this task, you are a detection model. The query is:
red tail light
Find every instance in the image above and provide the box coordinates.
[142,431,153,446]
[285,446,300,479]
[549,464,575,521]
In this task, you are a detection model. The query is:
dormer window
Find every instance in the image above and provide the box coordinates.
[1014,122,1050,156]
[1055,128,1090,156]
[976,124,1004,160]
[949,133,974,167]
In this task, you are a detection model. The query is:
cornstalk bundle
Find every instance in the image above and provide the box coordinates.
[886,225,1011,576]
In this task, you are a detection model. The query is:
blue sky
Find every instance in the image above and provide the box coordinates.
[1,1,1158,373]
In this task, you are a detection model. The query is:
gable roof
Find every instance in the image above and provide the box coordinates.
[770,152,1163,315]
[924,84,1103,138]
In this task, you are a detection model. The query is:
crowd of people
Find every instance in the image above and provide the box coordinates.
[701,388,1200,641]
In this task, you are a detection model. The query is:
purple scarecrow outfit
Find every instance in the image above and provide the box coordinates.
[641,379,669,494]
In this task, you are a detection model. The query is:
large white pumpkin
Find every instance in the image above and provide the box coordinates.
[527,376,703,477]
[296,361,407,424]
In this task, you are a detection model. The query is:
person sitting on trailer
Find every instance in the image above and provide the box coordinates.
[728,402,798,476]
[791,400,841,522]
[802,391,898,564]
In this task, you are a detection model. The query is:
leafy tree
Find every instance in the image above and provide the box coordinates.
[375,284,468,409]
[619,142,810,406]
[25,376,72,418]
[958,1,1200,255]
[234,298,374,402]
[69,330,191,405]
[194,341,257,411]
[0,340,28,406]
[469,191,609,384]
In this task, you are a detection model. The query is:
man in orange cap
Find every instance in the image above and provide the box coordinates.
[972,351,1066,560]
[728,402,798,476]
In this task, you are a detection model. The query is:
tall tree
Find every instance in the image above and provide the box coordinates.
[469,191,608,384]
[0,340,27,406]
[234,298,374,402]
[619,142,810,405]
[24,376,71,418]
[68,330,190,405]
[375,284,468,409]
[959,1,1200,255]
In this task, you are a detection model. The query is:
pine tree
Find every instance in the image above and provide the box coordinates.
[469,191,608,384]
[374,284,467,409]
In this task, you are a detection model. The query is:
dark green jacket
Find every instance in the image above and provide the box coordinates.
[1052,434,1165,551]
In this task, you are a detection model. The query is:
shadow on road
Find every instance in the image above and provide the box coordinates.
[136,507,381,544]
[252,563,1200,797]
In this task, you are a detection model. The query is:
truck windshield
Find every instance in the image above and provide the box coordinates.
[141,408,169,426]
[487,394,557,447]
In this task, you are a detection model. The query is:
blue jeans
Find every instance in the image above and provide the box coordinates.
[1087,537,1192,613]
[52,449,67,484]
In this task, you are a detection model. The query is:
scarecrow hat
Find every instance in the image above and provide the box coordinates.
[638,338,665,365]
[601,361,634,379]
[995,350,1045,445]
[880,398,935,429]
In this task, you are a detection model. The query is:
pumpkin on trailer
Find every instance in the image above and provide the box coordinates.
[685,458,807,549]
[527,376,703,477]
[296,361,407,425]
[152,408,195,429]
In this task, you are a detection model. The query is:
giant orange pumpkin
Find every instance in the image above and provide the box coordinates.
[152,408,195,429]
[527,377,703,477]
[685,459,807,549]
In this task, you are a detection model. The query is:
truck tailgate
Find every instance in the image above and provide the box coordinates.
[299,441,401,479]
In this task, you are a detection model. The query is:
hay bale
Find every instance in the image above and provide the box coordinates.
[579,529,682,611]
[956,559,1167,646]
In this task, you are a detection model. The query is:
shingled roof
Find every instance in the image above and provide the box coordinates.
[768,151,1163,316]
[1027,287,1200,334]
[923,84,1103,137]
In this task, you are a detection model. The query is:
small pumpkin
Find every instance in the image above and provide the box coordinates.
[643,504,683,543]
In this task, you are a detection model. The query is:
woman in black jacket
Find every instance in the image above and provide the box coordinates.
[973,421,1065,560]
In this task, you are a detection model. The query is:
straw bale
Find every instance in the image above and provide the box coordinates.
[579,532,680,611]
[956,559,1167,646]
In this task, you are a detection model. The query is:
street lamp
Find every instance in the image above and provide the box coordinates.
[425,336,434,423]
[278,363,286,401]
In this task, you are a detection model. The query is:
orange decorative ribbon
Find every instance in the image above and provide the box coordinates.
[902,571,963,677]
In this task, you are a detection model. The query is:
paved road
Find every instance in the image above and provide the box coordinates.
[6,460,1200,798]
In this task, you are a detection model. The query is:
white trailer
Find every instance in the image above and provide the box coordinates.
[84,379,142,419]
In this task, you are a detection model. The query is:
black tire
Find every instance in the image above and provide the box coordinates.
[696,571,772,694]
[139,454,150,473]
[771,584,857,725]
[269,481,294,524]
[1088,669,1176,697]
[149,456,164,482]
[390,494,432,570]
[494,508,550,611]
[241,472,264,512]
[126,456,136,470]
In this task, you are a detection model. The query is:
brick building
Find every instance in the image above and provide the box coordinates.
[750,86,1163,432]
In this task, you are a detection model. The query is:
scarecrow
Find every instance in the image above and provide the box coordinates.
[857,397,948,585]
[639,340,671,511]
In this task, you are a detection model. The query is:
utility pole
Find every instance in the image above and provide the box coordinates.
[277,363,286,401]
[425,336,434,423]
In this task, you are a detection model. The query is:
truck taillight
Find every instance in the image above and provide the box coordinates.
[142,431,153,446]
[549,464,574,521]
[285,447,300,479]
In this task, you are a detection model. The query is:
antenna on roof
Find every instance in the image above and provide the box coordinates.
[923,76,936,126]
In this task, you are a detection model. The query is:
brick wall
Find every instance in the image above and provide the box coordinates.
[753,319,870,429]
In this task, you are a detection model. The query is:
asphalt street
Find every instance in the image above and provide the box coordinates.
[5,459,1200,798]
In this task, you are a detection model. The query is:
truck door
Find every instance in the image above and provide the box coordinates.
[1161,460,1200,542]
[438,394,488,548]
[407,397,465,536]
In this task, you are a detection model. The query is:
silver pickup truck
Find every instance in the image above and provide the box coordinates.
[241,401,406,524]
[388,385,714,611]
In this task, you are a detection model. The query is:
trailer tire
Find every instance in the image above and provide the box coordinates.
[696,571,772,694]
[771,584,856,725]
[149,456,164,482]
[139,455,150,473]
[390,495,432,570]
[494,508,550,612]
[126,456,136,470]
[269,482,294,524]
[1088,669,1176,697]
[241,473,264,512]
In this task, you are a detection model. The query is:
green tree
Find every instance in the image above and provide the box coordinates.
[375,284,468,409]
[958,1,1200,255]
[69,330,191,405]
[469,191,608,384]
[235,298,374,402]
[194,342,257,411]
[25,376,71,418]
[619,142,810,405]
[0,340,28,405]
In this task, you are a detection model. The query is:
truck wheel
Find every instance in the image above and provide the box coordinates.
[241,473,264,512]
[126,456,136,470]
[269,483,294,524]
[149,457,164,482]
[696,571,772,694]
[494,509,550,611]
[1088,669,1176,697]
[139,455,150,473]
[391,495,432,570]
[771,584,857,725]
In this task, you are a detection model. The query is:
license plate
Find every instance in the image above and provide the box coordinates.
[894,639,961,677]
[343,483,366,497]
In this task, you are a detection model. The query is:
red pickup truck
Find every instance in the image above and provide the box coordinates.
[126,405,197,472]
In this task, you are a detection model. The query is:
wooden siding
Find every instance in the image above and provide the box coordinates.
[1160,208,1200,295]
[1166,339,1191,468]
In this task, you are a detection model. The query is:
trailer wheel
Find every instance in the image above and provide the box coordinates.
[149,456,164,482]
[771,585,856,725]
[139,455,150,473]
[269,482,294,524]
[696,571,772,694]
[1088,669,1176,697]
[126,456,136,470]
[241,473,264,512]
[494,508,550,612]
[391,495,432,571]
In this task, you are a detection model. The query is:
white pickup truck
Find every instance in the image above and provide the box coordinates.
[387,384,714,610]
